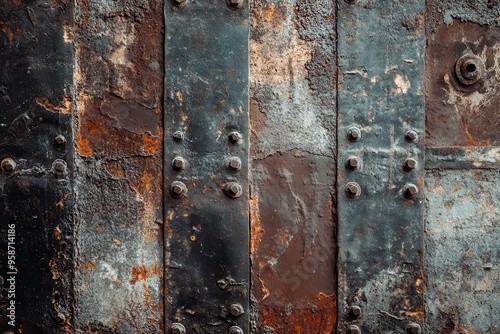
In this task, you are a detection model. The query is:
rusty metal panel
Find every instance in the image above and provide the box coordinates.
[74,0,164,332]
[425,170,500,333]
[164,1,250,333]
[249,1,337,333]
[337,1,425,333]
[0,0,74,332]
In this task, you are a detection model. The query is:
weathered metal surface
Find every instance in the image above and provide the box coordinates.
[426,147,500,170]
[249,1,337,332]
[337,0,425,333]
[425,170,500,333]
[74,0,164,332]
[0,1,74,333]
[164,1,250,333]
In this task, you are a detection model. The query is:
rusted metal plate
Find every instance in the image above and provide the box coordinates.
[0,1,74,333]
[74,0,164,332]
[249,1,337,333]
[426,147,500,170]
[164,1,250,333]
[337,1,425,333]
[425,170,500,333]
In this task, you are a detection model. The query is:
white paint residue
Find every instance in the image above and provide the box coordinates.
[393,74,411,95]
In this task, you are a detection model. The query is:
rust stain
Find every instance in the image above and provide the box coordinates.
[85,262,96,272]
[403,311,424,321]
[35,96,73,114]
[143,132,160,154]
[77,131,94,156]
[250,192,264,256]
[129,264,159,285]
[107,160,125,178]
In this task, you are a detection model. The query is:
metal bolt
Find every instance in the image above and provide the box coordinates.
[229,326,244,334]
[52,159,67,174]
[347,127,361,142]
[224,182,242,198]
[348,325,361,334]
[404,183,419,199]
[227,0,243,9]
[347,157,359,170]
[172,0,187,7]
[406,322,421,334]
[404,158,417,172]
[55,134,67,145]
[350,305,362,317]
[173,131,184,141]
[172,157,186,170]
[405,130,418,143]
[228,131,242,144]
[170,181,187,198]
[345,182,361,199]
[229,303,245,316]
[229,157,242,171]
[171,323,186,334]
[1,158,16,174]
[455,54,484,86]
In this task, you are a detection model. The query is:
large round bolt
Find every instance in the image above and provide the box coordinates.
[55,134,67,145]
[228,131,242,144]
[1,158,16,174]
[173,131,184,141]
[348,325,361,334]
[170,181,187,198]
[227,0,243,9]
[172,0,187,7]
[347,157,359,170]
[350,305,362,317]
[404,158,417,172]
[406,322,421,334]
[229,303,245,316]
[228,157,242,172]
[345,182,361,199]
[172,157,186,170]
[455,54,484,86]
[229,326,244,334]
[404,183,419,199]
[52,159,67,174]
[224,182,243,198]
[347,127,361,142]
[171,323,186,334]
[405,130,418,143]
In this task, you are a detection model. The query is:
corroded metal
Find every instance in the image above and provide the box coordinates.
[337,0,425,333]
[164,1,250,332]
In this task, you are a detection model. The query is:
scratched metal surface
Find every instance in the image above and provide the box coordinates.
[0,1,74,333]
[164,1,250,333]
[337,0,425,333]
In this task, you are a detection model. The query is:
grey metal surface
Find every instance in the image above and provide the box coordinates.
[337,0,425,332]
[164,1,250,332]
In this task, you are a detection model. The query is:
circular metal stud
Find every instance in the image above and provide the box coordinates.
[403,183,419,199]
[228,157,242,172]
[229,326,244,334]
[1,158,16,174]
[229,303,245,316]
[345,182,361,199]
[406,322,421,334]
[455,54,484,86]
[172,157,186,170]
[405,130,418,143]
[347,127,361,142]
[170,181,187,198]
[226,0,243,9]
[224,182,243,198]
[228,131,242,144]
[171,323,186,334]
[173,131,185,141]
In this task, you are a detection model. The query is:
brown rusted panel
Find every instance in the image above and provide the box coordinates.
[74,0,164,332]
[249,0,337,332]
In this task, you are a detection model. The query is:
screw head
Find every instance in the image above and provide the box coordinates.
[55,134,67,145]
[228,157,242,171]
[52,159,67,174]
[229,303,245,316]
[228,131,242,144]
[170,181,187,198]
[173,131,185,141]
[172,157,186,170]
[455,54,484,86]
[229,326,244,334]
[404,183,419,199]
[406,322,421,334]
[172,0,187,7]
[405,130,418,143]
[345,182,361,199]
[347,157,359,170]
[171,323,186,334]
[404,158,417,172]
[348,325,361,334]
[347,127,361,142]
[1,158,16,174]
[227,0,243,9]
[224,182,243,198]
[350,305,362,317]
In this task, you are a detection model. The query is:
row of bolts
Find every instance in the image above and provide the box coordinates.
[171,303,245,334]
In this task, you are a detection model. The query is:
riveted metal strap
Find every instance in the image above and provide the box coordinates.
[337,1,425,333]
[164,1,249,333]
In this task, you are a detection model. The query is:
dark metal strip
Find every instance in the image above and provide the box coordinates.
[164,1,250,333]
[425,146,500,170]
[337,1,425,333]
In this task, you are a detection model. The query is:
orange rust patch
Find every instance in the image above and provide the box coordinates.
[404,311,424,321]
[85,262,96,272]
[35,96,73,114]
[107,160,125,178]
[54,226,62,238]
[77,132,94,156]
[129,264,159,285]
[250,192,264,256]
[143,133,160,154]
[416,277,424,294]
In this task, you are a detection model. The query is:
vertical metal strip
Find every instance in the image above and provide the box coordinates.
[164,1,250,333]
[337,1,425,333]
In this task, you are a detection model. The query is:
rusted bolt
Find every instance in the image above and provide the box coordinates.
[228,131,242,144]
[226,0,243,9]
[229,326,244,334]
[404,183,419,199]
[52,159,67,174]
[455,54,484,86]
[1,158,16,174]
[173,131,184,141]
[350,305,362,317]
[348,325,361,334]
[229,303,245,316]
[224,182,243,198]
[345,182,361,199]
[172,0,187,7]
[406,322,421,334]
[172,157,186,170]
[170,181,187,198]
[228,157,242,171]
[55,134,67,145]
[217,278,229,289]
[404,158,417,172]
[347,127,361,142]
[171,323,186,334]
[405,130,418,143]
[347,157,359,170]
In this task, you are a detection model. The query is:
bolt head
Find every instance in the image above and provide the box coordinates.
[345,182,361,199]
[173,131,184,141]
[172,0,186,6]
[224,182,242,198]
[228,132,241,144]
[347,157,359,169]
[171,323,186,334]
[52,159,67,174]
[229,157,242,171]
[405,130,418,142]
[456,54,484,86]
[404,184,419,199]
[349,325,361,334]
[172,157,186,170]
[406,323,421,334]
[55,134,67,145]
[229,303,245,316]
[1,158,16,173]
[227,0,243,9]
[404,158,417,171]
[171,181,187,198]
[229,326,244,334]
[350,305,362,317]
[348,127,361,142]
